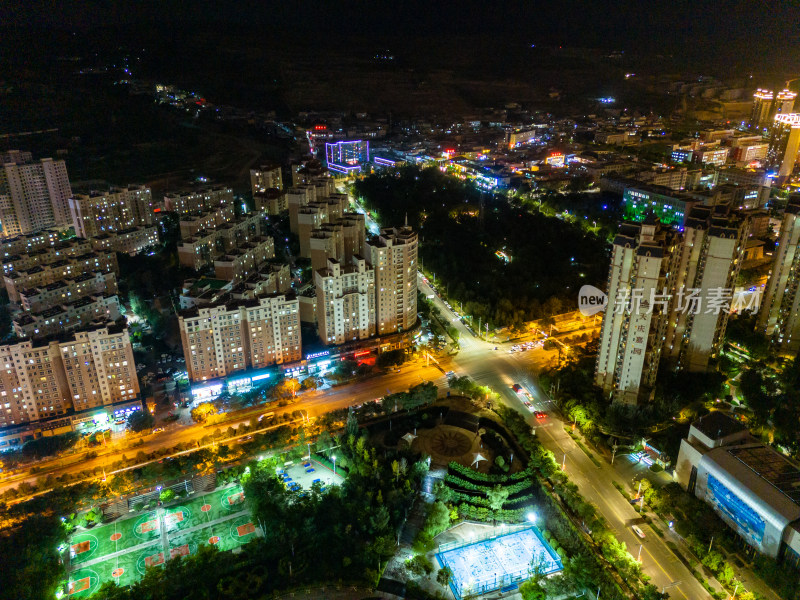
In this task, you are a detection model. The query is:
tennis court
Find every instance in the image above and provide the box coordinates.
[64,484,255,593]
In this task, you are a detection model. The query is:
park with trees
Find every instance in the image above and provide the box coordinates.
[354,166,609,331]
[0,374,682,600]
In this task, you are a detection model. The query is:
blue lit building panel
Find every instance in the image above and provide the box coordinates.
[706,474,765,546]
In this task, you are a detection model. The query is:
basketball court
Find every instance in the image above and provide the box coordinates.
[65,484,257,593]
[65,569,100,598]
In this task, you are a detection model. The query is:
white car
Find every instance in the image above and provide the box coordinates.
[631,525,646,539]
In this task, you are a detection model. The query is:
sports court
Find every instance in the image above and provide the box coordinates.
[65,484,257,595]
[436,526,563,599]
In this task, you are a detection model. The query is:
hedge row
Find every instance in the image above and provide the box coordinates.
[447,461,529,483]
[443,473,533,496]
[457,503,527,522]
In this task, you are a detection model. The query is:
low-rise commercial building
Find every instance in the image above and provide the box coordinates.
[622,183,695,227]
[676,412,800,567]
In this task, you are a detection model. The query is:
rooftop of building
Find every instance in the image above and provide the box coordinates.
[623,180,694,198]
[178,291,297,318]
[725,445,800,504]
[12,320,127,347]
[692,411,746,441]
[164,185,233,198]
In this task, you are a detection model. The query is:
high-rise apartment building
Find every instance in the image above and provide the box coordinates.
[58,324,140,411]
[751,90,774,129]
[596,207,748,403]
[0,323,139,428]
[776,89,797,119]
[250,165,283,194]
[68,185,153,238]
[367,226,418,335]
[594,221,680,404]
[0,155,73,237]
[751,89,797,130]
[663,206,749,372]
[178,294,301,382]
[315,256,376,345]
[757,195,800,352]
[768,113,800,179]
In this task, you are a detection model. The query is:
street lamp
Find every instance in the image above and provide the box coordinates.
[332,454,337,476]
[526,512,537,524]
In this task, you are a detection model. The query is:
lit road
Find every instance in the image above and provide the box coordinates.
[7,267,707,597]
[419,273,711,600]
[0,364,447,497]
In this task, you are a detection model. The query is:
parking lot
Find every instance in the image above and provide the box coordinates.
[278,459,343,492]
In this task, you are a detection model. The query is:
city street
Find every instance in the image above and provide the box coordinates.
[420,274,713,600]
[0,364,448,498]
[0,277,718,599]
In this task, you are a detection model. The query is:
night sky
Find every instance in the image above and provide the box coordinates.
[3,0,799,72]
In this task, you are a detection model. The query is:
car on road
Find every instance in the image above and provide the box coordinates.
[535,411,547,419]
[151,427,165,434]
[511,383,523,393]
[523,401,534,411]
[631,525,646,539]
